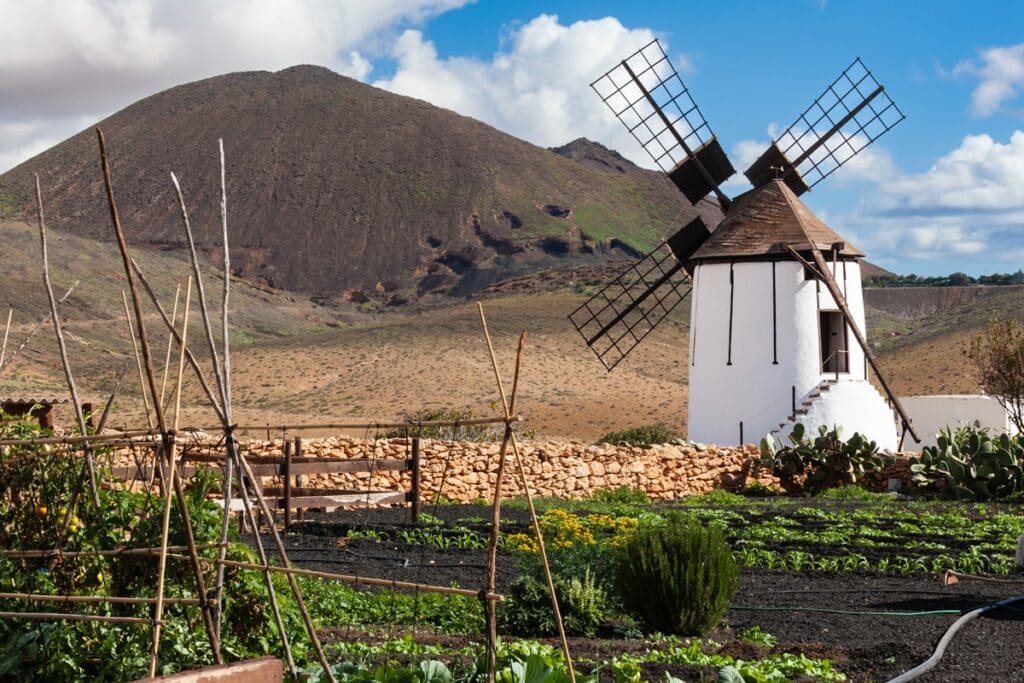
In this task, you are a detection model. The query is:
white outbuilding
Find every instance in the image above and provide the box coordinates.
[685,179,898,450]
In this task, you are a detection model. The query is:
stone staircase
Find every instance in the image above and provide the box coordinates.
[771,378,839,439]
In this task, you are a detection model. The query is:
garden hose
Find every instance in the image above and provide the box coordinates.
[884,593,1024,683]
[729,605,963,617]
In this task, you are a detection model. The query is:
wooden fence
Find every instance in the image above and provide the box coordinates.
[111,437,422,525]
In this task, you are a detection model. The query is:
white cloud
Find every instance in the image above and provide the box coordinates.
[373,15,664,166]
[0,0,471,171]
[953,44,1024,116]
[848,130,1024,269]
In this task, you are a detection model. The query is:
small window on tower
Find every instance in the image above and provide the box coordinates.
[820,311,849,373]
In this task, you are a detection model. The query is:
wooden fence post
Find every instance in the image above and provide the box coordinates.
[294,437,304,520]
[283,439,293,527]
[410,437,421,524]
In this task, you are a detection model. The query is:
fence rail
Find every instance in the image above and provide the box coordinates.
[110,436,423,525]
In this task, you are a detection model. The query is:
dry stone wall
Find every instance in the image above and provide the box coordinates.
[233,437,781,501]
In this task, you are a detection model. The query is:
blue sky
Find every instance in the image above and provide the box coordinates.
[2,1,1022,275]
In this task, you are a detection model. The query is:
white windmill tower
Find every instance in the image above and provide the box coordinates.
[570,41,919,450]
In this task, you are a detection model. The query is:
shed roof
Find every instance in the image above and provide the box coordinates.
[689,179,863,261]
[0,396,69,406]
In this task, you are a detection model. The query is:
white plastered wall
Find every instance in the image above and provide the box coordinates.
[688,258,896,448]
[900,395,1016,449]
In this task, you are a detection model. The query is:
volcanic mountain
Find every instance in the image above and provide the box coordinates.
[0,65,718,299]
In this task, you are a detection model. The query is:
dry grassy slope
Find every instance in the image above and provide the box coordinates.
[4,211,1018,440]
[868,285,1024,398]
[0,65,713,297]
[0,219,342,404]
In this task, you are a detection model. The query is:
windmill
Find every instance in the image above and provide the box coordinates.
[568,39,919,448]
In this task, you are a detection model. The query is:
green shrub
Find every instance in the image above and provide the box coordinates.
[613,514,738,635]
[497,575,557,636]
[759,424,889,495]
[497,568,612,639]
[910,426,1024,500]
[597,423,678,446]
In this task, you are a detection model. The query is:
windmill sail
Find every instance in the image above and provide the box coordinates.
[591,39,734,205]
[745,58,905,195]
[568,242,692,371]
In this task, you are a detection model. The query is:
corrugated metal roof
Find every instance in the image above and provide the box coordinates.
[0,396,70,405]
[689,179,863,261]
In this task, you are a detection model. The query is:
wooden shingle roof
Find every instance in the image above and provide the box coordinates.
[689,179,863,261]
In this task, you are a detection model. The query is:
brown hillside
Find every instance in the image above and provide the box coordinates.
[0,65,718,298]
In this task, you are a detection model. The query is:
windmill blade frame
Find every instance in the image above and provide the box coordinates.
[568,243,692,371]
[745,57,906,195]
[591,39,734,206]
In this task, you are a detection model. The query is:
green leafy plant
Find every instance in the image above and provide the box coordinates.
[614,514,738,635]
[597,423,679,446]
[909,426,1024,500]
[759,424,889,495]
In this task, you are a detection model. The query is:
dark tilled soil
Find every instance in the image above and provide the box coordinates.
[252,505,1024,682]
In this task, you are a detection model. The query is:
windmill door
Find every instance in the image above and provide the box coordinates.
[819,311,849,374]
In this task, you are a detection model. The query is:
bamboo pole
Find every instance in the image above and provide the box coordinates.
[215,144,238,633]
[149,277,191,676]
[476,303,576,683]
[171,172,228,432]
[96,362,129,433]
[0,592,208,606]
[123,289,154,430]
[35,174,101,510]
[231,451,335,681]
[181,153,233,642]
[223,416,519,432]
[0,428,168,447]
[0,280,78,374]
[232,454,297,677]
[96,128,221,662]
[1,543,227,559]
[129,258,225,422]
[218,139,232,423]
[0,611,153,625]
[167,554,506,599]
[50,364,130,565]
[0,416,518,448]
[0,308,11,369]
[158,285,181,413]
[483,331,525,682]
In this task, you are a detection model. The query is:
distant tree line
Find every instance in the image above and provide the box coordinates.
[865,270,1024,288]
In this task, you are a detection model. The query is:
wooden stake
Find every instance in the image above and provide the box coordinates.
[231,452,298,677]
[171,171,228,414]
[218,140,233,421]
[0,280,78,374]
[49,363,130,566]
[1,543,227,559]
[477,303,576,683]
[158,284,181,413]
[0,611,153,625]
[483,331,526,682]
[35,174,101,510]
[0,592,207,606]
[0,308,11,369]
[96,128,221,662]
[232,451,336,682]
[129,258,225,422]
[150,276,191,677]
[123,289,154,430]
[167,554,506,599]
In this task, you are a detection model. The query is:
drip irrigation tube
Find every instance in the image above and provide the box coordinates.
[885,593,1024,683]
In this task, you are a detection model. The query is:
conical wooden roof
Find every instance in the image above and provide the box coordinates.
[689,179,863,261]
